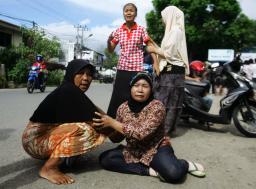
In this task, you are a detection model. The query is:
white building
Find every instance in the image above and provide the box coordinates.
[60,41,75,66]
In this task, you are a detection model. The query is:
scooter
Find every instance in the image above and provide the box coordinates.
[182,61,256,137]
[27,65,46,93]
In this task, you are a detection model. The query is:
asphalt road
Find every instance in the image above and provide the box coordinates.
[0,83,256,189]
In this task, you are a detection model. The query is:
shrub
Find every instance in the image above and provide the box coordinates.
[8,59,31,83]
[0,75,7,88]
[47,70,64,86]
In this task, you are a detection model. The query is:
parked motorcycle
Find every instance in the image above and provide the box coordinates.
[27,65,46,93]
[182,61,256,137]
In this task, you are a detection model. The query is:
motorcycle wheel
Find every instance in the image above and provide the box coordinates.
[27,80,35,93]
[40,84,46,92]
[233,101,256,137]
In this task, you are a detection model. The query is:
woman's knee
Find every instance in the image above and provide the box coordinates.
[99,151,111,169]
[99,148,121,170]
[160,167,187,183]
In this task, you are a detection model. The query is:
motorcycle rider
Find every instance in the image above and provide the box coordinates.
[32,55,48,86]
[185,61,212,112]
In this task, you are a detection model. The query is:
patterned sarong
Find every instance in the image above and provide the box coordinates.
[22,122,106,159]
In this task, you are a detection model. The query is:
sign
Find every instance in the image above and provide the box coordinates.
[240,53,256,61]
[208,49,234,62]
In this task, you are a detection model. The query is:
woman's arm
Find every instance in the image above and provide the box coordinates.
[93,102,166,141]
[146,40,160,76]
[147,29,181,60]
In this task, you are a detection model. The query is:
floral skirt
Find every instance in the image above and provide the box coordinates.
[22,121,106,159]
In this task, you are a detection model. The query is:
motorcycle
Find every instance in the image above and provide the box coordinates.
[182,61,256,137]
[27,65,46,93]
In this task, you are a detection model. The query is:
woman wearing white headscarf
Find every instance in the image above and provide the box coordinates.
[147,6,189,133]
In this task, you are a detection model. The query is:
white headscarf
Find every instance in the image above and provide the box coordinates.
[158,6,189,75]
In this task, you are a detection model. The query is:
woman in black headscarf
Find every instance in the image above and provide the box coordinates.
[22,59,106,185]
[93,72,205,184]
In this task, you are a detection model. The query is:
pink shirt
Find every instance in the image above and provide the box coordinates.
[111,23,149,71]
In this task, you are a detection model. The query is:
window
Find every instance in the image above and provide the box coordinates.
[0,32,11,47]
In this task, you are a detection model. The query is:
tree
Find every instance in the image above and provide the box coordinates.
[0,27,61,83]
[146,0,256,61]
[103,48,119,69]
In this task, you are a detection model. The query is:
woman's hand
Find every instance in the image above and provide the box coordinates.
[107,34,114,43]
[92,112,113,128]
[93,112,124,134]
[107,33,116,53]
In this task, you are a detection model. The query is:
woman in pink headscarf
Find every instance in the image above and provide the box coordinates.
[147,6,189,133]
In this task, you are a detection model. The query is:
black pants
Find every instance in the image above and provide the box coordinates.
[107,70,138,118]
[99,145,188,183]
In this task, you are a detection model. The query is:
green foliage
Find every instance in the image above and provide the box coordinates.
[0,27,61,85]
[8,59,30,83]
[21,28,60,60]
[146,0,256,60]
[47,70,64,86]
[0,75,7,88]
[0,47,20,73]
[103,48,119,69]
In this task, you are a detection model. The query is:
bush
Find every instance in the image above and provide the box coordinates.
[8,59,31,83]
[47,70,64,86]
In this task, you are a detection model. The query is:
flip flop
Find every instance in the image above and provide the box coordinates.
[188,162,206,178]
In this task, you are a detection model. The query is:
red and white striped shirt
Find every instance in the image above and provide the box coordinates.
[111,23,149,71]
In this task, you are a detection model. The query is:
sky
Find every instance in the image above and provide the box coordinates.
[0,0,256,53]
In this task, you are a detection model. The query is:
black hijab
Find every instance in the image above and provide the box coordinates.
[128,72,154,113]
[30,59,98,123]
[64,59,96,83]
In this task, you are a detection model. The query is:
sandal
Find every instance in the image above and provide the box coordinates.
[188,161,206,178]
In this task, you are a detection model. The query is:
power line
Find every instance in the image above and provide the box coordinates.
[15,0,78,24]
[32,0,77,24]
[0,12,37,27]
[15,0,63,23]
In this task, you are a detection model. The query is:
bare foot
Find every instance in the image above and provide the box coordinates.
[39,165,75,184]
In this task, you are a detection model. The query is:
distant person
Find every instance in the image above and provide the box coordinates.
[93,73,205,183]
[32,54,48,84]
[242,59,256,82]
[106,3,157,123]
[146,6,190,133]
[22,59,107,185]
[254,59,256,83]
[186,60,213,112]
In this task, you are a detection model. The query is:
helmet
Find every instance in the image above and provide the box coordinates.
[190,60,205,77]
[36,54,43,62]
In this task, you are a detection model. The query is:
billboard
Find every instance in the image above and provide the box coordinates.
[208,49,234,62]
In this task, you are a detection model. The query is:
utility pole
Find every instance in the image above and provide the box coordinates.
[74,25,88,59]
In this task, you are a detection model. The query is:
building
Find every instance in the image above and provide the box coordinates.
[80,47,104,68]
[0,20,22,49]
[60,42,104,69]
[0,20,22,84]
[74,45,104,69]
[60,41,75,66]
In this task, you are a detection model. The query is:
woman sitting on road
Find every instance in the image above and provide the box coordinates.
[22,59,107,185]
[93,72,206,183]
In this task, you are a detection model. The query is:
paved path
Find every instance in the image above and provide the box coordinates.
[0,84,255,189]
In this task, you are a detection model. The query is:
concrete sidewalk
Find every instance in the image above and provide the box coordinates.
[0,85,255,189]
